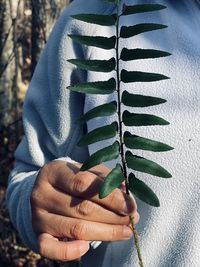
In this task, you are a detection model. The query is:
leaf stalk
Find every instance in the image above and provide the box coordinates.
[115,1,144,266]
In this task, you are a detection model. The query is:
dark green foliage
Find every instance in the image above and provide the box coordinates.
[104,0,117,3]
[121,70,169,83]
[124,132,174,152]
[80,141,119,171]
[77,122,118,146]
[68,58,115,72]
[128,173,160,207]
[69,1,172,208]
[71,14,116,26]
[126,151,172,178]
[122,111,169,126]
[78,101,117,123]
[122,91,166,107]
[68,35,116,50]
[99,164,124,198]
[67,78,116,94]
[121,4,166,16]
[120,48,171,61]
[120,23,168,38]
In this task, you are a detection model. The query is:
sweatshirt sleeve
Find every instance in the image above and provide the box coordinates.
[6,5,89,253]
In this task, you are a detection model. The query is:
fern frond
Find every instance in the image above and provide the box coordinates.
[68,2,173,264]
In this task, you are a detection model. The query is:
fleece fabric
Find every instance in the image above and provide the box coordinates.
[6,0,200,266]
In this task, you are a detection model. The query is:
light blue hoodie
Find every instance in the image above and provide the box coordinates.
[6,0,200,266]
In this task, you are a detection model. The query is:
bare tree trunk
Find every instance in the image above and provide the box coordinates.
[31,0,69,75]
[0,0,15,126]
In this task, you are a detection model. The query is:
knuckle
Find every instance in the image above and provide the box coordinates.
[57,217,68,236]
[76,200,93,217]
[37,163,50,179]
[107,190,119,207]
[118,215,130,225]
[38,161,61,182]
[71,222,87,240]
[31,187,43,206]
[73,174,87,194]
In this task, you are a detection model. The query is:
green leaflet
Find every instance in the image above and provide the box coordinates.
[103,0,117,3]
[68,58,115,72]
[122,111,169,126]
[68,35,116,50]
[77,122,118,147]
[121,4,166,16]
[71,14,116,26]
[126,151,172,178]
[124,131,173,152]
[120,48,171,61]
[121,70,169,83]
[122,91,166,107]
[128,173,160,207]
[80,141,120,171]
[67,78,116,94]
[120,23,168,38]
[78,101,117,123]
[99,164,124,198]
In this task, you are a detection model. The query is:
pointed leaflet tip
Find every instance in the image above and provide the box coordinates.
[124,131,174,152]
[126,151,172,178]
[128,173,160,207]
[122,110,170,126]
[122,91,167,107]
[103,0,117,3]
[77,101,117,123]
[71,14,116,26]
[77,122,118,147]
[120,23,168,39]
[67,78,116,95]
[68,58,116,72]
[122,4,167,16]
[121,69,170,83]
[120,48,171,61]
[68,35,116,50]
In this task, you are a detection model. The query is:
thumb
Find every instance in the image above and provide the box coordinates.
[38,233,89,261]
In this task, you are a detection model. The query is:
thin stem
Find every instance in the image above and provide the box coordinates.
[115,1,144,266]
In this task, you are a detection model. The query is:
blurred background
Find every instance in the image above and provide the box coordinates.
[0,0,80,266]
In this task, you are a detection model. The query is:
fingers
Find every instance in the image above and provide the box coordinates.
[38,233,89,261]
[48,162,136,216]
[66,161,111,179]
[35,212,135,242]
[41,186,134,225]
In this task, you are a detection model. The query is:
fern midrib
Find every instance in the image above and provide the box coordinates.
[116,0,129,193]
[116,2,144,266]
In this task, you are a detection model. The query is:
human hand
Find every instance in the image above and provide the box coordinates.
[31,160,139,261]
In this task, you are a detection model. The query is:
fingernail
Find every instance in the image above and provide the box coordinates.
[79,241,90,254]
[123,227,133,240]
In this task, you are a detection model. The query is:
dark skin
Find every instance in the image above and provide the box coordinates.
[31,160,139,261]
